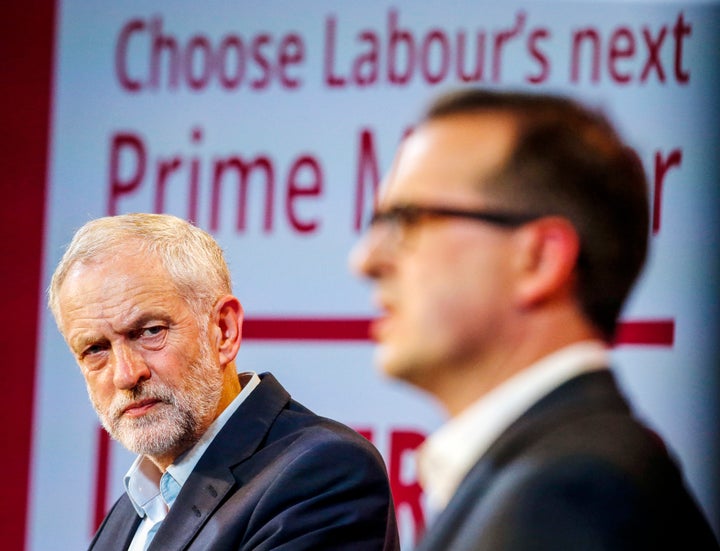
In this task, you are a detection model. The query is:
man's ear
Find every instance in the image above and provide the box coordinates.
[212,295,243,367]
[513,217,580,308]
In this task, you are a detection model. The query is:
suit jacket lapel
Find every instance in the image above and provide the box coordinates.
[148,373,291,550]
[416,370,629,551]
[88,495,141,551]
[482,370,629,466]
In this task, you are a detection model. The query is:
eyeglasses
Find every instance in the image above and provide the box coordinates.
[368,203,541,238]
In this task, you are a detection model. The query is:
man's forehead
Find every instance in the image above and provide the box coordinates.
[381,112,518,202]
[58,255,182,337]
[59,249,170,304]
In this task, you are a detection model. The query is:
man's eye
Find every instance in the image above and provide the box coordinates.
[80,343,107,361]
[142,326,165,337]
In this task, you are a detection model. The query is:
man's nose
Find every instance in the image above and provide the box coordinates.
[111,344,151,390]
[348,227,394,280]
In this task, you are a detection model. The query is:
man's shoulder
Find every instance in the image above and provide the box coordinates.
[426,390,713,551]
[448,370,685,513]
[490,370,672,476]
[218,374,387,481]
[247,372,377,456]
[267,396,383,465]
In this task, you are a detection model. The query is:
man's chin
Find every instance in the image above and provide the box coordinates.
[375,345,438,390]
[109,417,189,457]
[114,431,183,458]
[375,346,414,381]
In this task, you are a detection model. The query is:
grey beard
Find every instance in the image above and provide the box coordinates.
[91,351,223,460]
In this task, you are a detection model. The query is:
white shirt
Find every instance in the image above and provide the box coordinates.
[417,341,609,514]
[124,372,261,551]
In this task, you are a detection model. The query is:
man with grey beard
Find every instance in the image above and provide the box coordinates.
[49,213,399,551]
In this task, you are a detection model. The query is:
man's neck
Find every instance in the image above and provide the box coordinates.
[438,323,603,417]
[148,370,243,472]
[217,364,243,419]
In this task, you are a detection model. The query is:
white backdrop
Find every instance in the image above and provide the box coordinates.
[30,1,718,549]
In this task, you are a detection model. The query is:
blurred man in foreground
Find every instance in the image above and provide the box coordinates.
[351,88,718,550]
[49,213,399,550]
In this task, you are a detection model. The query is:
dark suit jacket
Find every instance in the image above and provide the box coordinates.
[88,373,400,550]
[416,370,718,550]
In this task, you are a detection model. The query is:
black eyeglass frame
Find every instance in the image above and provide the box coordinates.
[368,203,542,231]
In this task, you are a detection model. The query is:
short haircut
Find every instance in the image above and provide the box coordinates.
[48,213,232,328]
[424,89,649,341]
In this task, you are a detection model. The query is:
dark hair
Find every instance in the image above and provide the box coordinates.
[424,89,649,341]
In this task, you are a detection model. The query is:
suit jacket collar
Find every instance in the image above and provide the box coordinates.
[417,370,630,551]
[487,369,630,465]
[419,342,609,511]
[149,372,290,550]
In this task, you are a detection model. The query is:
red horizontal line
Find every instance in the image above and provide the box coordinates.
[243,318,371,341]
[92,317,674,522]
[612,319,675,346]
[243,317,675,346]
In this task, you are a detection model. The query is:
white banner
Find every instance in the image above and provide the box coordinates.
[31,1,719,549]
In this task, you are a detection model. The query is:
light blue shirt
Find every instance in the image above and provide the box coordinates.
[124,372,261,551]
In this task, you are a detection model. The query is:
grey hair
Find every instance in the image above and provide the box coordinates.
[48,213,232,327]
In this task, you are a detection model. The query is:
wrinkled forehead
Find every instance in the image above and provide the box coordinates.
[380,112,518,206]
[59,248,171,300]
[56,250,181,327]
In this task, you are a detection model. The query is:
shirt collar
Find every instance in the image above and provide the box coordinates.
[417,341,609,513]
[124,372,261,518]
